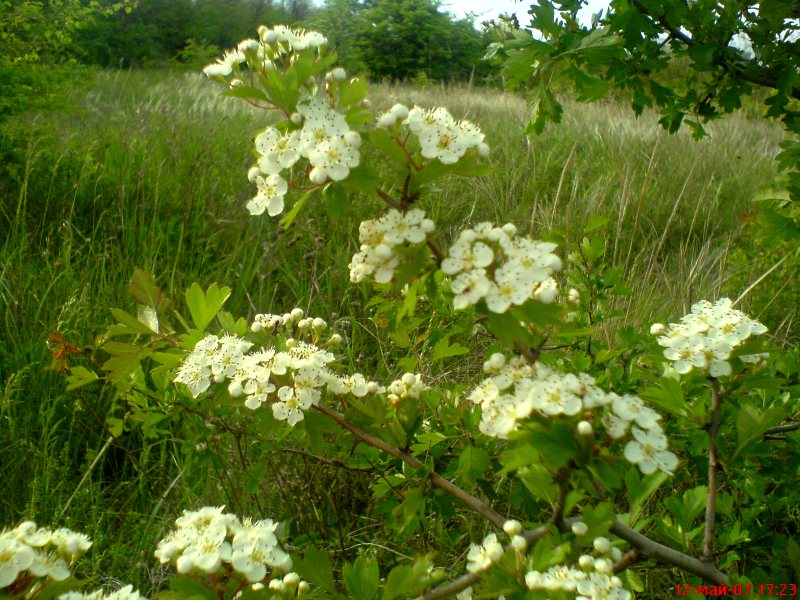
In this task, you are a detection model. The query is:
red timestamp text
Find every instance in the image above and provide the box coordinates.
[676,583,798,597]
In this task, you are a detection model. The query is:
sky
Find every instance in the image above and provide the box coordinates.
[441,0,611,27]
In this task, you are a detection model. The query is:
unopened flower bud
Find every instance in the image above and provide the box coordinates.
[298,581,310,594]
[511,535,527,551]
[286,338,297,348]
[577,421,593,436]
[401,372,417,386]
[578,554,595,570]
[594,558,613,573]
[421,219,435,233]
[213,373,225,383]
[572,521,588,536]
[537,287,558,304]
[263,30,278,43]
[503,519,522,536]
[593,536,611,554]
[330,67,347,80]
[269,579,284,592]
[228,381,243,397]
[610,547,622,563]
[290,112,302,124]
[390,103,409,119]
[328,333,343,345]
[291,307,304,320]
[650,323,666,335]
[478,142,490,157]
[283,572,300,587]
[343,131,361,147]
[377,113,397,128]
[251,321,263,333]
[309,167,327,184]
[567,288,580,304]
[312,317,327,330]
[238,39,259,52]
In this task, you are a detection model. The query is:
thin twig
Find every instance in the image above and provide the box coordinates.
[703,378,723,562]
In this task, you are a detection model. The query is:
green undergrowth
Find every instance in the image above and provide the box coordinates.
[0,69,791,593]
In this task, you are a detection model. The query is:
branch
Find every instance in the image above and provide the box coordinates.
[314,403,732,592]
[609,520,730,585]
[312,404,506,529]
[763,421,800,437]
[418,520,575,600]
[703,378,722,562]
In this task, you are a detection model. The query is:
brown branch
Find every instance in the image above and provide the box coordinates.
[612,550,640,574]
[312,404,506,529]
[375,187,404,210]
[703,378,722,563]
[314,403,732,594]
[609,520,730,585]
[418,520,574,600]
[549,464,573,526]
[763,421,800,437]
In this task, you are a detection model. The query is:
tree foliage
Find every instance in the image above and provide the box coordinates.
[492,1,799,179]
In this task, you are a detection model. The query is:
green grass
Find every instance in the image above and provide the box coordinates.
[0,68,791,593]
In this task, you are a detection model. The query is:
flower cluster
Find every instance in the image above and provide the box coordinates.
[203,26,327,79]
[525,535,631,600]
[60,586,146,600]
[652,298,768,376]
[154,506,296,584]
[246,96,361,216]
[174,309,385,425]
[386,372,428,405]
[203,26,365,216]
[442,222,561,313]
[376,104,489,164]
[348,209,435,283]
[467,353,679,475]
[0,522,91,589]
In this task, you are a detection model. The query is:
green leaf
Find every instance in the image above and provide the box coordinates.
[222,86,268,102]
[343,555,380,600]
[338,76,368,107]
[457,446,490,488]
[108,308,155,336]
[279,189,314,229]
[66,366,99,391]
[128,268,169,312]
[732,402,787,461]
[370,128,410,167]
[382,557,433,600]
[580,502,616,538]
[185,282,231,332]
[294,547,340,597]
[431,336,469,361]
[324,183,349,217]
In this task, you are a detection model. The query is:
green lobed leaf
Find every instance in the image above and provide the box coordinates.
[185,282,231,332]
[343,555,380,600]
[66,366,99,391]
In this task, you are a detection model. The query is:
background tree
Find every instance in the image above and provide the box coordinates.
[348,0,488,81]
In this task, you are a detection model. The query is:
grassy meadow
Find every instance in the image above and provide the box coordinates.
[0,68,793,593]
